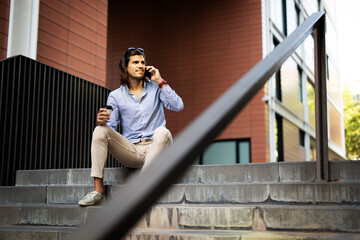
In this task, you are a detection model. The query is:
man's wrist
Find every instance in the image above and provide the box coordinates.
[158,80,167,88]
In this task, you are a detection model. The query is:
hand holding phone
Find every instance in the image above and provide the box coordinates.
[144,68,152,79]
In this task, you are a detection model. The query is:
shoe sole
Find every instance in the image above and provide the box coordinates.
[78,201,96,206]
[78,198,105,207]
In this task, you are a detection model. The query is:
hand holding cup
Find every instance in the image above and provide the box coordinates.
[97,105,113,126]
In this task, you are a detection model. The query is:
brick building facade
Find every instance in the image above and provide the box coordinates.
[0,0,345,164]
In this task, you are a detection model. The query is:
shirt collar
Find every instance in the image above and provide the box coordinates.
[125,79,150,91]
[124,80,150,98]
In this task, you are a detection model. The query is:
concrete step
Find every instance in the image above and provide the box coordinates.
[0,204,97,226]
[133,204,360,233]
[1,204,359,233]
[4,161,360,239]
[15,168,136,186]
[0,225,75,240]
[13,162,311,186]
[1,226,360,240]
[2,182,360,205]
[15,161,360,187]
[126,229,360,240]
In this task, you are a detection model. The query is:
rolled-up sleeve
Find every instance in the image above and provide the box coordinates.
[160,85,184,112]
[105,93,121,130]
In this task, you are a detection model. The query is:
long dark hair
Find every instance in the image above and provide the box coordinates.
[119,47,146,85]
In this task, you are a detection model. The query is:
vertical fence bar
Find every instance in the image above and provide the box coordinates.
[74,77,80,168]
[40,64,46,169]
[3,59,10,185]
[84,81,90,167]
[21,57,28,171]
[49,68,56,169]
[79,78,83,168]
[29,60,36,170]
[12,56,22,182]
[59,71,65,169]
[34,62,41,169]
[43,66,49,169]
[65,74,70,168]
[0,61,5,185]
[314,15,328,181]
[6,58,15,185]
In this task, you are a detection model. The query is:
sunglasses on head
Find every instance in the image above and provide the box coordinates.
[127,47,144,52]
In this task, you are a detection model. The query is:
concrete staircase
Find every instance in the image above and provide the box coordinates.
[1,161,360,239]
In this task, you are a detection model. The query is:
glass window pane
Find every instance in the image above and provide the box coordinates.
[202,142,236,165]
[287,1,298,35]
[270,0,284,33]
[303,35,314,72]
[298,67,303,103]
[302,0,319,13]
[239,141,250,164]
[307,80,316,128]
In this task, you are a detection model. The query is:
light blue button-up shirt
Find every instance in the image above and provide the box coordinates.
[106,80,184,143]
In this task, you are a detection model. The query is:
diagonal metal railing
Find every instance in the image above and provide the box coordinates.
[73,11,327,240]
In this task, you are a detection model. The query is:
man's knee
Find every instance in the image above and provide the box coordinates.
[153,127,172,144]
[92,126,111,141]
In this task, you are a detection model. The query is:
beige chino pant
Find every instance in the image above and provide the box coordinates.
[90,126,172,178]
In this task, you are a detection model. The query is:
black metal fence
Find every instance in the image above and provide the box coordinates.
[0,55,121,186]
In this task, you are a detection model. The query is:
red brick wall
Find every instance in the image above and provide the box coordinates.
[107,0,267,163]
[37,0,108,86]
[0,0,10,59]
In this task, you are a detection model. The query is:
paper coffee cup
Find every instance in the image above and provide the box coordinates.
[103,105,113,114]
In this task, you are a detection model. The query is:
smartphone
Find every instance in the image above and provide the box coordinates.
[144,68,152,79]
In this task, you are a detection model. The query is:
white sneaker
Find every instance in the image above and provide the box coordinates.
[78,191,104,206]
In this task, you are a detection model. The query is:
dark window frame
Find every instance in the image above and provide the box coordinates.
[275,113,284,162]
[198,138,251,165]
[298,66,303,103]
[299,129,305,147]
[273,37,282,101]
[282,0,288,36]
[295,3,301,26]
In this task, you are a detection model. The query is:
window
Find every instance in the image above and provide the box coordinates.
[326,55,330,80]
[310,137,316,161]
[298,66,303,103]
[238,141,250,164]
[299,129,305,147]
[275,113,284,162]
[196,139,251,165]
[273,38,282,101]
[307,80,315,114]
[271,0,287,36]
[276,69,282,101]
[202,141,236,165]
[282,0,287,36]
[295,4,301,26]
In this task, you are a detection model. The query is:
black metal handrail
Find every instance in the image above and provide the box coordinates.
[0,56,121,186]
[74,11,327,239]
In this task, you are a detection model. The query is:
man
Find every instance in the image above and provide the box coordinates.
[78,47,184,206]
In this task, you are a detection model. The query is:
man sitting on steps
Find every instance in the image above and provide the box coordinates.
[78,47,184,206]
